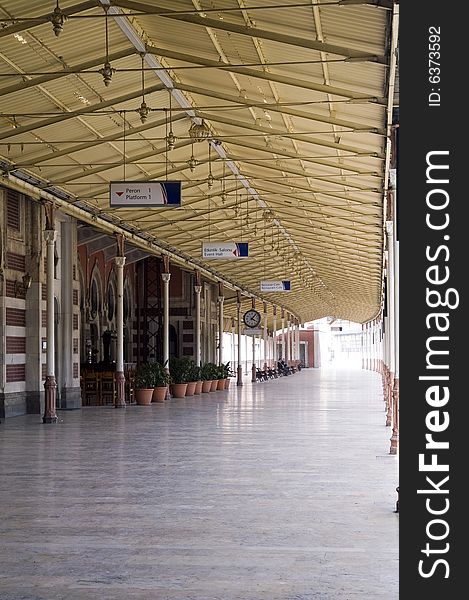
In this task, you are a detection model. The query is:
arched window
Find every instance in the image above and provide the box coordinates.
[90,276,100,319]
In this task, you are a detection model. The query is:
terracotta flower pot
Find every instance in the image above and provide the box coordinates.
[152,386,167,403]
[186,381,197,396]
[194,381,203,395]
[210,380,219,392]
[202,380,212,393]
[171,383,188,398]
[224,378,230,389]
[135,389,153,405]
[217,379,225,390]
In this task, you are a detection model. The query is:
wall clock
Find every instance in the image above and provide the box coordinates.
[243,309,261,328]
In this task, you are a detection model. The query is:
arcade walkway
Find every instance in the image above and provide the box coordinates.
[0,368,398,600]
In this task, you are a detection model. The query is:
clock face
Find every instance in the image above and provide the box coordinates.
[243,309,261,328]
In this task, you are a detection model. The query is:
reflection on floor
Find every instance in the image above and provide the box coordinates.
[0,368,398,600]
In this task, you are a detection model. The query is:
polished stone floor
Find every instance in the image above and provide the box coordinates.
[0,368,398,600]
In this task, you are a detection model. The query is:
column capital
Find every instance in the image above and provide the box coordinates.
[161,272,171,283]
[194,285,202,294]
[44,229,57,243]
[115,256,126,268]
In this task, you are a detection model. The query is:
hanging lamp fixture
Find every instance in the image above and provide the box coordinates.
[189,119,211,142]
[50,1,66,37]
[99,8,116,86]
[187,141,198,172]
[165,91,176,150]
[137,55,150,123]
[207,142,214,189]
[220,161,226,203]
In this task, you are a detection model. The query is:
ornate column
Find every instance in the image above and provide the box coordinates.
[43,205,57,423]
[217,282,224,365]
[286,315,291,365]
[236,292,243,386]
[263,302,268,370]
[296,320,300,365]
[161,257,171,397]
[251,298,257,383]
[390,204,399,453]
[194,272,202,366]
[280,309,285,360]
[272,306,277,365]
[231,317,235,371]
[114,234,126,407]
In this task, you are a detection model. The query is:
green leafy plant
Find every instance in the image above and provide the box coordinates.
[149,361,172,387]
[169,357,193,384]
[135,362,171,389]
[201,362,218,381]
[218,361,233,379]
[188,361,201,382]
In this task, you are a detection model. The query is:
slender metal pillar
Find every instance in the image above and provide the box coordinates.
[114,253,126,408]
[162,272,171,366]
[218,291,224,365]
[286,316,291,364]
[280,309,285,360]
[273,306,277,364]
[194,284,202,366]
[231,317,235,372]
[390,214,400,453]
[251,299,257,382]
[263,302,268,370]
[43,228,58,423]
[236,293,243,386]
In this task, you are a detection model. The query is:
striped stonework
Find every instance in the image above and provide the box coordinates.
[6,307,26,327]
[6,364,25,383]
[6,336,26,354]
[6,252,25,272]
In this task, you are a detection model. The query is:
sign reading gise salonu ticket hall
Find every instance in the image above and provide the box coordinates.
[110,181,181,207]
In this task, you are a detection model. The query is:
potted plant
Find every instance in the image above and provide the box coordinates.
[220,362,233,389]
[169,357,191,398]
[149,361,171,402]
[200,362,216,393]
[216,364,226,390]
[134,363,155,405]
[191,363,203,395]
[186,361,201,396]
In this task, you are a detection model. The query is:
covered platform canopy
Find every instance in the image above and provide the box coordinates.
[0,0,398,326]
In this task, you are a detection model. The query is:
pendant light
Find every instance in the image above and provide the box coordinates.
[137,55,150,123]
[99,8,116,86]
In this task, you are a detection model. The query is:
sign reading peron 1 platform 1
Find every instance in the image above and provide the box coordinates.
[110,181,181,207]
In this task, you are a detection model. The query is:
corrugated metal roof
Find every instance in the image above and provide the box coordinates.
[0,0,397,323]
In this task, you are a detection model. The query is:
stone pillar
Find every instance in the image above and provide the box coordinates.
[231,317,235,371]
[280,309,285,360]
[251,298,257,383]
[272,306,277,364]
[114,242,126,408]
[296,321,301,365]
[194,281,202,366]
[286,316,291,364]
[162,258,171,399]
[390,204,399,454]
[217,283,224,365]
[236,292,243,386]
[263,302,268,370]
[43,227,58,424]
[162,271,171,368]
